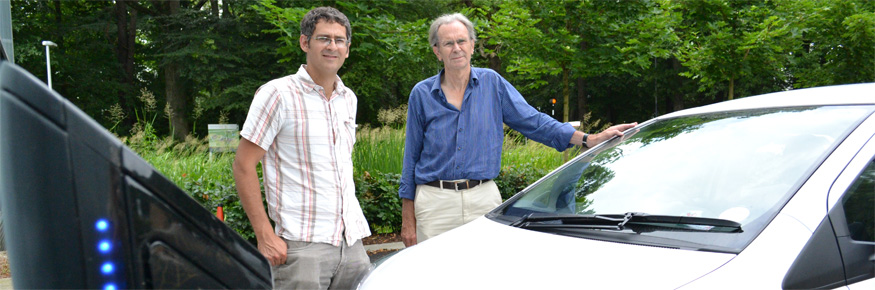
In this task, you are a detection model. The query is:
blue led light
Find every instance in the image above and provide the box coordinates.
[101,262,114,274]
[98,240,112,253]
[103,283,117,290]
[95,219,109,232]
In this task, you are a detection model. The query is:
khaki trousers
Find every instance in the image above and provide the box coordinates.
[414,180,501,243]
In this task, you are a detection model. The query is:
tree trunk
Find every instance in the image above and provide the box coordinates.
[114,1,136,116]
[161,0,190,140]
[209,0,219,18]
[728,76,735,100]
[164,61,189,140]
[576,40,588,126]
[52,0,62,24]
[670,57,684,112]
[561,65,569,123]
[487,53,502,75]
[222,0,232,18]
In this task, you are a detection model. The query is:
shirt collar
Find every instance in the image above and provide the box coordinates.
[296,65,348,97]
[429,67,480,95]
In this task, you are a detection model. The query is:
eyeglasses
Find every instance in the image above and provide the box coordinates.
[311,36,348,48]
[438,38,469,49]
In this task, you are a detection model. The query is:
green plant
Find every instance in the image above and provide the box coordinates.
[127,88,161,153]
[103,103,126,135]
[353,126,405,175]
[127,134,257,243]
[494,163,550,200]
[376,104,408,129]
[355,171,402,234]
[184,175,256,243]
[163,102,174,137]
[501,132,574,171]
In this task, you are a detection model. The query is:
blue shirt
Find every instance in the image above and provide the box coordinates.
[399,68,575,200]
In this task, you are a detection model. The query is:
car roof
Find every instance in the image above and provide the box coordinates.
[659,83,875,120]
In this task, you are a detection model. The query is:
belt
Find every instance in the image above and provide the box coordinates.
[425,179,489,191]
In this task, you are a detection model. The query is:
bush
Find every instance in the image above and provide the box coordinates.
[494,163,550,200]
[355,171,402,234]
[124,135,257,243]
[184,175,256,243]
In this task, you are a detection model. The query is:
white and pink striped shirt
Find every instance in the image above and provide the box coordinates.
[240,65,370,247]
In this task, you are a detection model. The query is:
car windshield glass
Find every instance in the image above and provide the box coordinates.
[497,105,874,252]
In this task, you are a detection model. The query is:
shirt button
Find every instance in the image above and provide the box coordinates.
[456,166,460,169]
[457,147,461,151]
[458,128,462,132]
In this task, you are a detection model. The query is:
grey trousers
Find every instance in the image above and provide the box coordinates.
[271,238,371,290]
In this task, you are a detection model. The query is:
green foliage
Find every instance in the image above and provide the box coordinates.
[12,0,875,239]
[355,172,402,234]
[184,174,255,242]
[777,0,875,87]
[125,135,255,242]
[353,125,406,175]
[254,0,444,125]
[494,163,550,201]
[501,133,575,173]
[12,0,875,136]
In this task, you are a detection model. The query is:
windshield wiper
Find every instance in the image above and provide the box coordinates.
[510,212,742,233]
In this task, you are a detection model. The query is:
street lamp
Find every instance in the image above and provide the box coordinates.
[41,40,57,88]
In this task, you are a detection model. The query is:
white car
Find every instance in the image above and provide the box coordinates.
[360,83,875,290]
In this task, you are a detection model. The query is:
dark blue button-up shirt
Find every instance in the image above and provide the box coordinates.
[399,68,575,200]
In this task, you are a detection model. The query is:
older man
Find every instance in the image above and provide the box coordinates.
[399,13,637,247]
[233,7,370,289]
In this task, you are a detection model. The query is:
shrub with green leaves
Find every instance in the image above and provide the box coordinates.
[125,135,257,243]
[494,163,550,200]
[184,175,255,243]
[355,171,402,234]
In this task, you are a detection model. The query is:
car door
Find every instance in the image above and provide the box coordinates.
[827,132,875,289]
[781,111,875,290]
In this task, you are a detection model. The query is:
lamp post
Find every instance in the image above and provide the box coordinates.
[41,40,57,88]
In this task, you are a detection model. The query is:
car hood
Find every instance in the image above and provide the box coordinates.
[360,217,736,290]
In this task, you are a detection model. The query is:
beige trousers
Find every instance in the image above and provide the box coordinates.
[414,180,502,243]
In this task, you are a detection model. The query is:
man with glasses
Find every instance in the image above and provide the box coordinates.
[399,13,636,247]
[234,7,371,289]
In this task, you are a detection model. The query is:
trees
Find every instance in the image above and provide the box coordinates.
[255,0,445,125]
[12,0,125,127]
[778,0,875,87]
[9,0,873,138]
[675,0,791,100]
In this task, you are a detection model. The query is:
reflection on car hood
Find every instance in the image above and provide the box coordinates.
[360,217,735,290]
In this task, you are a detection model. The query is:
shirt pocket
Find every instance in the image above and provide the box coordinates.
[340,117,356,155]
[343,118,356,143]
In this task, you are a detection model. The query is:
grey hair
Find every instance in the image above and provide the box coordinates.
[428,13,476,47]
[300,7,352,41]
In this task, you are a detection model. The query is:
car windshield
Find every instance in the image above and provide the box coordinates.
[495,105,874,252]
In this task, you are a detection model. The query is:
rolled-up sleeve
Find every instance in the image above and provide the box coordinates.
[240,84,283,151]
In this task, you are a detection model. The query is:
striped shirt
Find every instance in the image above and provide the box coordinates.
[241,65,370,247]
[399,67,576,200]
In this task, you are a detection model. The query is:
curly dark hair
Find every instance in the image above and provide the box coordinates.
[300,7,351,41]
